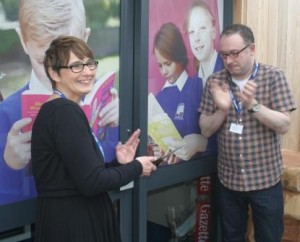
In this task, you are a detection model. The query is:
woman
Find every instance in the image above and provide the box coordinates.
[31,36,156,242]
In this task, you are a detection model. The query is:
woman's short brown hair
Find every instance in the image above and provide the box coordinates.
[44,35,94,88]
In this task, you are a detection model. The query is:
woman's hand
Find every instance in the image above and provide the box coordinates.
[136,156,157,176]
[116,129,140,164]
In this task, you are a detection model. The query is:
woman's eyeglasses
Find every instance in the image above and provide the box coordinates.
[58,60,98,73]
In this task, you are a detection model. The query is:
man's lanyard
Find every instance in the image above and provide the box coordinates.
[228,62,259,120]
[53,89,105,159]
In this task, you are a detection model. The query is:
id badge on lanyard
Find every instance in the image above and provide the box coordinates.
[229,90,243,134]
[228,62,259,135]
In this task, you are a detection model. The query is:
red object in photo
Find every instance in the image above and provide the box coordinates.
[194,176,212,242]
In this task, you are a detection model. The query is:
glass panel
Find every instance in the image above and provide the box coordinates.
[147,0,223,167]
[147,1,223,241]
[0,0,120,206]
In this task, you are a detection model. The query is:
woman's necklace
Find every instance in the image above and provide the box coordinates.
[53,89,66,98]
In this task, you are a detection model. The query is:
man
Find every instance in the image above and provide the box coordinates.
[199,24,296,242]
[0,0,119,205]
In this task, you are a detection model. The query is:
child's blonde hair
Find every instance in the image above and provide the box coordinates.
[19,0,87,43]
[183,0,216,33]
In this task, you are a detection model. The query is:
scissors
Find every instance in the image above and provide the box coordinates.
[153,145,185,166]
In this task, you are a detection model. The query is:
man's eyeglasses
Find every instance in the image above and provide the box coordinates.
[59,60,98,73]
[219,44,252,60]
